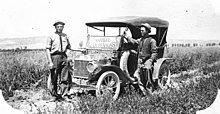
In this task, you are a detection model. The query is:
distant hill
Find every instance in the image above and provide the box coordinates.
[0,36,48,49]
[0,36,86,50]
[168,39,220,44]
[0,37,220,49]
[168,39,220,47]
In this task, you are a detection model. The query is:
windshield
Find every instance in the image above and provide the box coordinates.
[86,26,132,50]
[85,25,157,50]
[87,26,132,37]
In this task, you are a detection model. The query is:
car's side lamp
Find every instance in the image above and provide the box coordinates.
[87,61,98,73]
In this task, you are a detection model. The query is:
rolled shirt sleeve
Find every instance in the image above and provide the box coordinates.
[46,33,71,54]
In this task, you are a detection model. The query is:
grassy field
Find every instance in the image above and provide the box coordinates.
[1,47,220,114]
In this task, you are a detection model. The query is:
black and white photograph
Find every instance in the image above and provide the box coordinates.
[0,0,220,114]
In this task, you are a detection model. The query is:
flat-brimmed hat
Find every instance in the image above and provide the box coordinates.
[53,21,65,26]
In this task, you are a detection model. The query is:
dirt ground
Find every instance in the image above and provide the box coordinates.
[5,87,83,114]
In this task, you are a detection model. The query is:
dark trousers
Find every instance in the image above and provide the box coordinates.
[50,54,69,97]
[133,58,155,95]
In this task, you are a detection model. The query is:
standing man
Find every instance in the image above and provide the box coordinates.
[124,23,158,96]
[46,21,71,99]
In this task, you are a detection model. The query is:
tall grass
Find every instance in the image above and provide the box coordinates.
[76,73,219,114]
[0,51,49,99]
[167,47,220,74]
[0,47,220,113]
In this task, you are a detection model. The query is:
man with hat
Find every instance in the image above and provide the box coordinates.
[123,23,158,96]
[46,21,72,100]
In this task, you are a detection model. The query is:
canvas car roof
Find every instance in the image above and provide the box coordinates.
[86,16,169,28]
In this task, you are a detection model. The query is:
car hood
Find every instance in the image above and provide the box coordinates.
[74,53,110,65]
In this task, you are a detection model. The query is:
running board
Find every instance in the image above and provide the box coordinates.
[70,82,97,91]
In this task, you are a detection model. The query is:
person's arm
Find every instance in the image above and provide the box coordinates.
[143,39,157,69]
[46,49,53,63]
[45,37,53,69]
[66,37,71,58]
[122,29,138,44]
[125,36,139,44]
[149,39,158,61]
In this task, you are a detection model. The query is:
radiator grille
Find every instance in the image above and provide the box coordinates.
[74,60,90,78]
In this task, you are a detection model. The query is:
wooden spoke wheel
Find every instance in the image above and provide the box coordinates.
[96,71,121,101]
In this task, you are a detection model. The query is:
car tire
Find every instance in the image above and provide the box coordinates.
[96,71,121,101]
[157,63,171,89]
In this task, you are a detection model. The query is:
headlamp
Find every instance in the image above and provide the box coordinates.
[86,61,98,73]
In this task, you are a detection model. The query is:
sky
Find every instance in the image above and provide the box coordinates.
[0,0,220,48]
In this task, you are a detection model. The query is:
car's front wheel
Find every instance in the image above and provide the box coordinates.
[96,71,121,101]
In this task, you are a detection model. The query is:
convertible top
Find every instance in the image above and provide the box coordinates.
[86,16,169,28]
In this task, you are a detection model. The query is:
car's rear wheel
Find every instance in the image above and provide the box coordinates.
[96,71,121,101]
[157,63,171,89]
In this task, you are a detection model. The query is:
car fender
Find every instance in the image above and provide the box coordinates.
[89,65,130,83]
[152,58,172,80]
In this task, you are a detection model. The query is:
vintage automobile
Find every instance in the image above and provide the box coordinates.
[48,16,171,100]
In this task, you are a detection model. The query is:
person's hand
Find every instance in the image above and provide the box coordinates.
[143,59,153,69]
[137,59,143,68]
[138,58,143,64]
[123,32,127,37]
[131,50,137,55]
[81,48,86,52]
[67,57,72,62]
[122,28,129,38]
[48,62,54,69]
[80,48,87,54]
